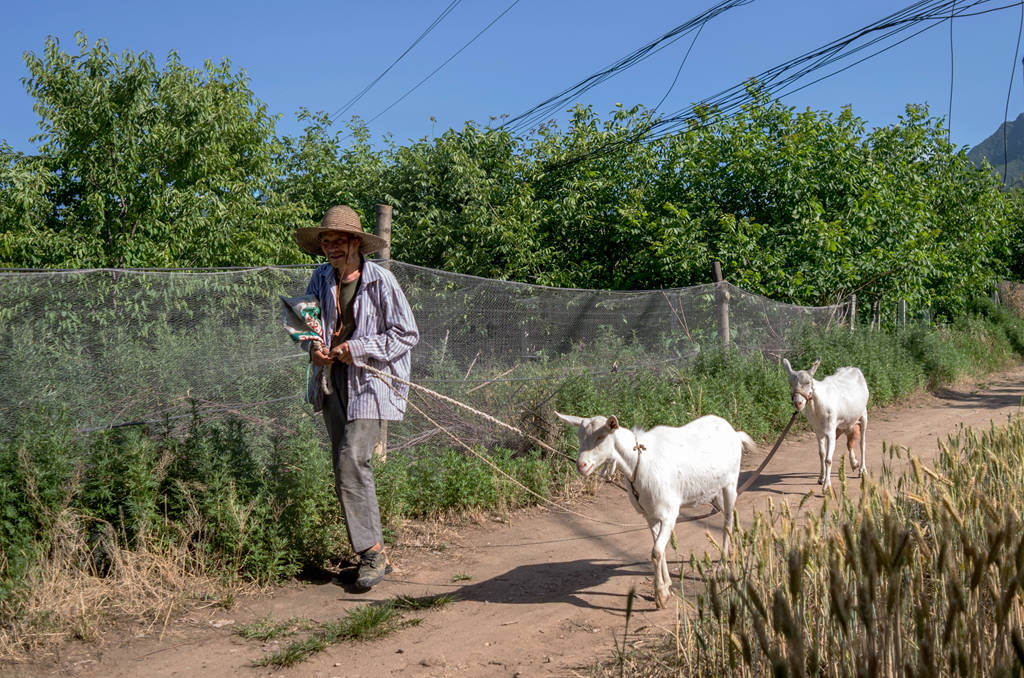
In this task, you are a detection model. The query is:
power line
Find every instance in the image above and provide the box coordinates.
[367,0,523,126]
[328,0,465,125]
[949,0,956,144]
[503,0,754,135]
[537,0,1019,174]
[652,21,706,113]
[1002,2,1024,185]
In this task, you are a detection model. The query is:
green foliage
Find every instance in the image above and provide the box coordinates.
[3,304,1024,648]
[4,36,1017,316]
[2,33,305,268]
[376,446,569,518]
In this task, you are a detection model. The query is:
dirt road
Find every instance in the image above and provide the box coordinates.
[13,366,1024,678]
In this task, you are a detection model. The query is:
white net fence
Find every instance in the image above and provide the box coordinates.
[0,262,850,448]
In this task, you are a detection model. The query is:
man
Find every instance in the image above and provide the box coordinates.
[294,204,419,591]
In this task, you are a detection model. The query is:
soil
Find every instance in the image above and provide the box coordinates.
[9,365,1024,678]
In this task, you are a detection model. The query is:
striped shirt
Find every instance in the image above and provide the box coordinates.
[302,259,419,420]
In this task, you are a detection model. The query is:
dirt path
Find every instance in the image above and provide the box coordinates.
[12,366,1024,678]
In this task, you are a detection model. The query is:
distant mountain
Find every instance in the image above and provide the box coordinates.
[967,112,1024,187]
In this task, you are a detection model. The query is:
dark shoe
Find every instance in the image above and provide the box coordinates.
[354,549,392,591]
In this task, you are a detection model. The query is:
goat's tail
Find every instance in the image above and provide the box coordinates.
[737,431,757,457]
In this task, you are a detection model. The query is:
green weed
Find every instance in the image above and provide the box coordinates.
[236,615,312,641]
[253,594,453,668]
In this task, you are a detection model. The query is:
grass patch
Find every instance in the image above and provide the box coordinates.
[236,615,312,641]
[3,302,1024,657]
[253,594,454,668]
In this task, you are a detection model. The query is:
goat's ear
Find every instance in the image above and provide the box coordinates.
[809,357,821,376]
[606,415,619,431]
[555,411,585,427]
[782,358,795,376]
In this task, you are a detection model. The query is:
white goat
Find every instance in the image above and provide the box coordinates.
[782,358,869,491]
[555,412,756,608]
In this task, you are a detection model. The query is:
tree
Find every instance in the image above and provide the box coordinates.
[384,122,546,281]
[4,33,304,268]
[272,110,388,249]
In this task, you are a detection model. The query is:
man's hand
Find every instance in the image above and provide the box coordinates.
[330,342,354,365]
[310,343,333,367]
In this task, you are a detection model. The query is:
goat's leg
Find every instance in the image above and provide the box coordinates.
[816,434,828,485]
[650,517,675,609]
[845,423,861,471]
[720,485,737,559]
[822,430,837,491]
[647,517,672,596]
[857,412,868,476]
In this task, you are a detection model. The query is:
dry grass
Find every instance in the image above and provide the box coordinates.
[597,414,1024,677]
[0,509,244,663]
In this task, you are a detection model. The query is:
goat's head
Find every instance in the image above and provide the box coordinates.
[554,411,620,476]
[782,357,821,412]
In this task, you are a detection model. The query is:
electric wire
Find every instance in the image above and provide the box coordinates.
[1003,1,1024,184]
[328,0,464,125]
[366,0,523,126]
[949,0,956,143]
[531,0,1020,174]
[652,21,705,113]
[503,0,754,135]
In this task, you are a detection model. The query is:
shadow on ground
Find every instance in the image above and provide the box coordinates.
[402,559,648,611]
[933,383,1024,411]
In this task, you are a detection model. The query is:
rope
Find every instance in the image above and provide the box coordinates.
[394,381,642,528]
[628,433,646,505]
[356,362,797,527]
[737,411,800,495]
[358,363,578,464]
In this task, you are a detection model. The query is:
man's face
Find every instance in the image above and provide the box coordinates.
[320,232,360,271]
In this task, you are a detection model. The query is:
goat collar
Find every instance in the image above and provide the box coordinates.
[794,385,815,409]
[628,433,646,505]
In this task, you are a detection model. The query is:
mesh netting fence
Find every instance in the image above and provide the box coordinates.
[0,262,850,450]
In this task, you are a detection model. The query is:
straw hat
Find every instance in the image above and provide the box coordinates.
[294,205,389,256]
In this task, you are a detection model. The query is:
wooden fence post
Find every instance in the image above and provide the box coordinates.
[871,300,881,331]
[849,294,857,331]
[374,204,392,263]
[712,261,730,348]
[373,204,392,461]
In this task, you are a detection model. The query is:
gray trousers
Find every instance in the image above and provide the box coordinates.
[323,364,384,554]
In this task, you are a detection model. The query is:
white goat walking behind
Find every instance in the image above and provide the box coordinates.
[555,412,757,608]
[782,358,869,491]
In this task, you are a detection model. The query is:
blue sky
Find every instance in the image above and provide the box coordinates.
[2,0,1023,154]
